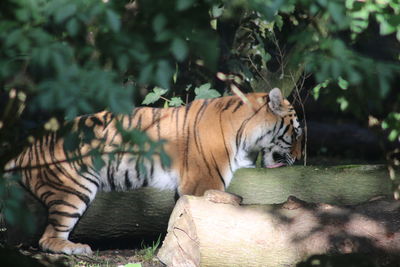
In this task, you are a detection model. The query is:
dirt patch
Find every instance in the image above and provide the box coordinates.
[7,247,165,267]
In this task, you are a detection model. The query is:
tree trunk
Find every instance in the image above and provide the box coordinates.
[157,190,400,267]
[3,165,394,248]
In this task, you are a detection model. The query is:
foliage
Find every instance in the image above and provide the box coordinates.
[0,0,220,230]
[0,173,34,233]
[218,0,399,138]
[142,83,221,106]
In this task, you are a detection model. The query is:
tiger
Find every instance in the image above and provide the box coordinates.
[5,87,302,255]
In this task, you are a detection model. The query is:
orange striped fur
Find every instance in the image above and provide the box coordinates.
[8,88,302,254]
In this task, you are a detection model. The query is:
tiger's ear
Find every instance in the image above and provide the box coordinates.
[268,88,284,116]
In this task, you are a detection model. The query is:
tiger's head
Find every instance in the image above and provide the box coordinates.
[262,88,303,168]
[243,88,302,169]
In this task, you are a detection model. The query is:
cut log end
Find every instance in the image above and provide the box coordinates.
[158,192,400,267]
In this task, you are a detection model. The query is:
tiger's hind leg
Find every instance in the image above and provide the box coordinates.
[39,190,96,255]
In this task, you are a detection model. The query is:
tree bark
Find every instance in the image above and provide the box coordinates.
[157,190,400,267]
[3,165,394,248]
[229,165,392,205]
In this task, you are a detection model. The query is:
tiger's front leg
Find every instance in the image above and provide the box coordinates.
[177,172,226,196]
[39,192,95,254]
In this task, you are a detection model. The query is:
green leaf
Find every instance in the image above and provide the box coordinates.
[142,92,160,105]
[211,4,224,18]
[156,60,173,89]
[4,207,16,225]
[176,0,195,11]
[93,154,106,171]
[210,19,217,30]
[388,129,399,142]
[312,79,330,100]
[379,19,396,35]
[142,87,167,105]
[171,38,188,61]
[275,15,283,31]
[139,63,155,84]
[66,18,79,36]
[169,97,184,107]
[153,14,167,33]
[64,132,80,151]
[194,83,221,99]
[153,87,168,96]
[160,149,171,168]
[55,4,77,23]
[124,263,142,267]
[173,63,178,84]
[336,97,349,111]
[338,77,349,90]
[106,9,121,32]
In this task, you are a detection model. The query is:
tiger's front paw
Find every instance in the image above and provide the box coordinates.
[40,237,93,255]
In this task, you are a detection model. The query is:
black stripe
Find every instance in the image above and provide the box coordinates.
[90,116,103,126]
[124,170,132,189]
[80,173,100,188]
[183,127,191,172]
[33,140,42,167]
[149,162,154,180]
[44,133,51,146]
[41,175,91,205]
[127,114,133,128]
[41,191,54,202]
[274,119,284,135]
[211,154,226,188]
[47,200,78,209]
[47,162,93,194]
[193,100,209,153]
[235,101,269,150]
[279,124,290,138]
[172,108,179,150]
[107,162,116,190]
[103,112,115,129]
[232,100,243,113]
[182,103,193,131]
[219,112,233,173]
[48,218,69,228]
[137,113,143,130]
[154,109,162,139]
[182,104,193,173]
[49,133,57,160]
[222,98,236,111]
[49,211,81,218]
[53,228,71,233]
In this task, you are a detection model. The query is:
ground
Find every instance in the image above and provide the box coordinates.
[6,247,165,267]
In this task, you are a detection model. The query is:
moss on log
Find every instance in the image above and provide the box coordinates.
[3,165,394,248]
[229,165,392,205]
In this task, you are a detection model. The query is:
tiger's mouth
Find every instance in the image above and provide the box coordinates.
[266,162,286,168]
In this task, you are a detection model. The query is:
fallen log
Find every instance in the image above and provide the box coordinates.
[229,165,392,205]
[3,165,394,248]
[157,190,400,267]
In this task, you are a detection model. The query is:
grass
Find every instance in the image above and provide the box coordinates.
[138,235,162,262]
